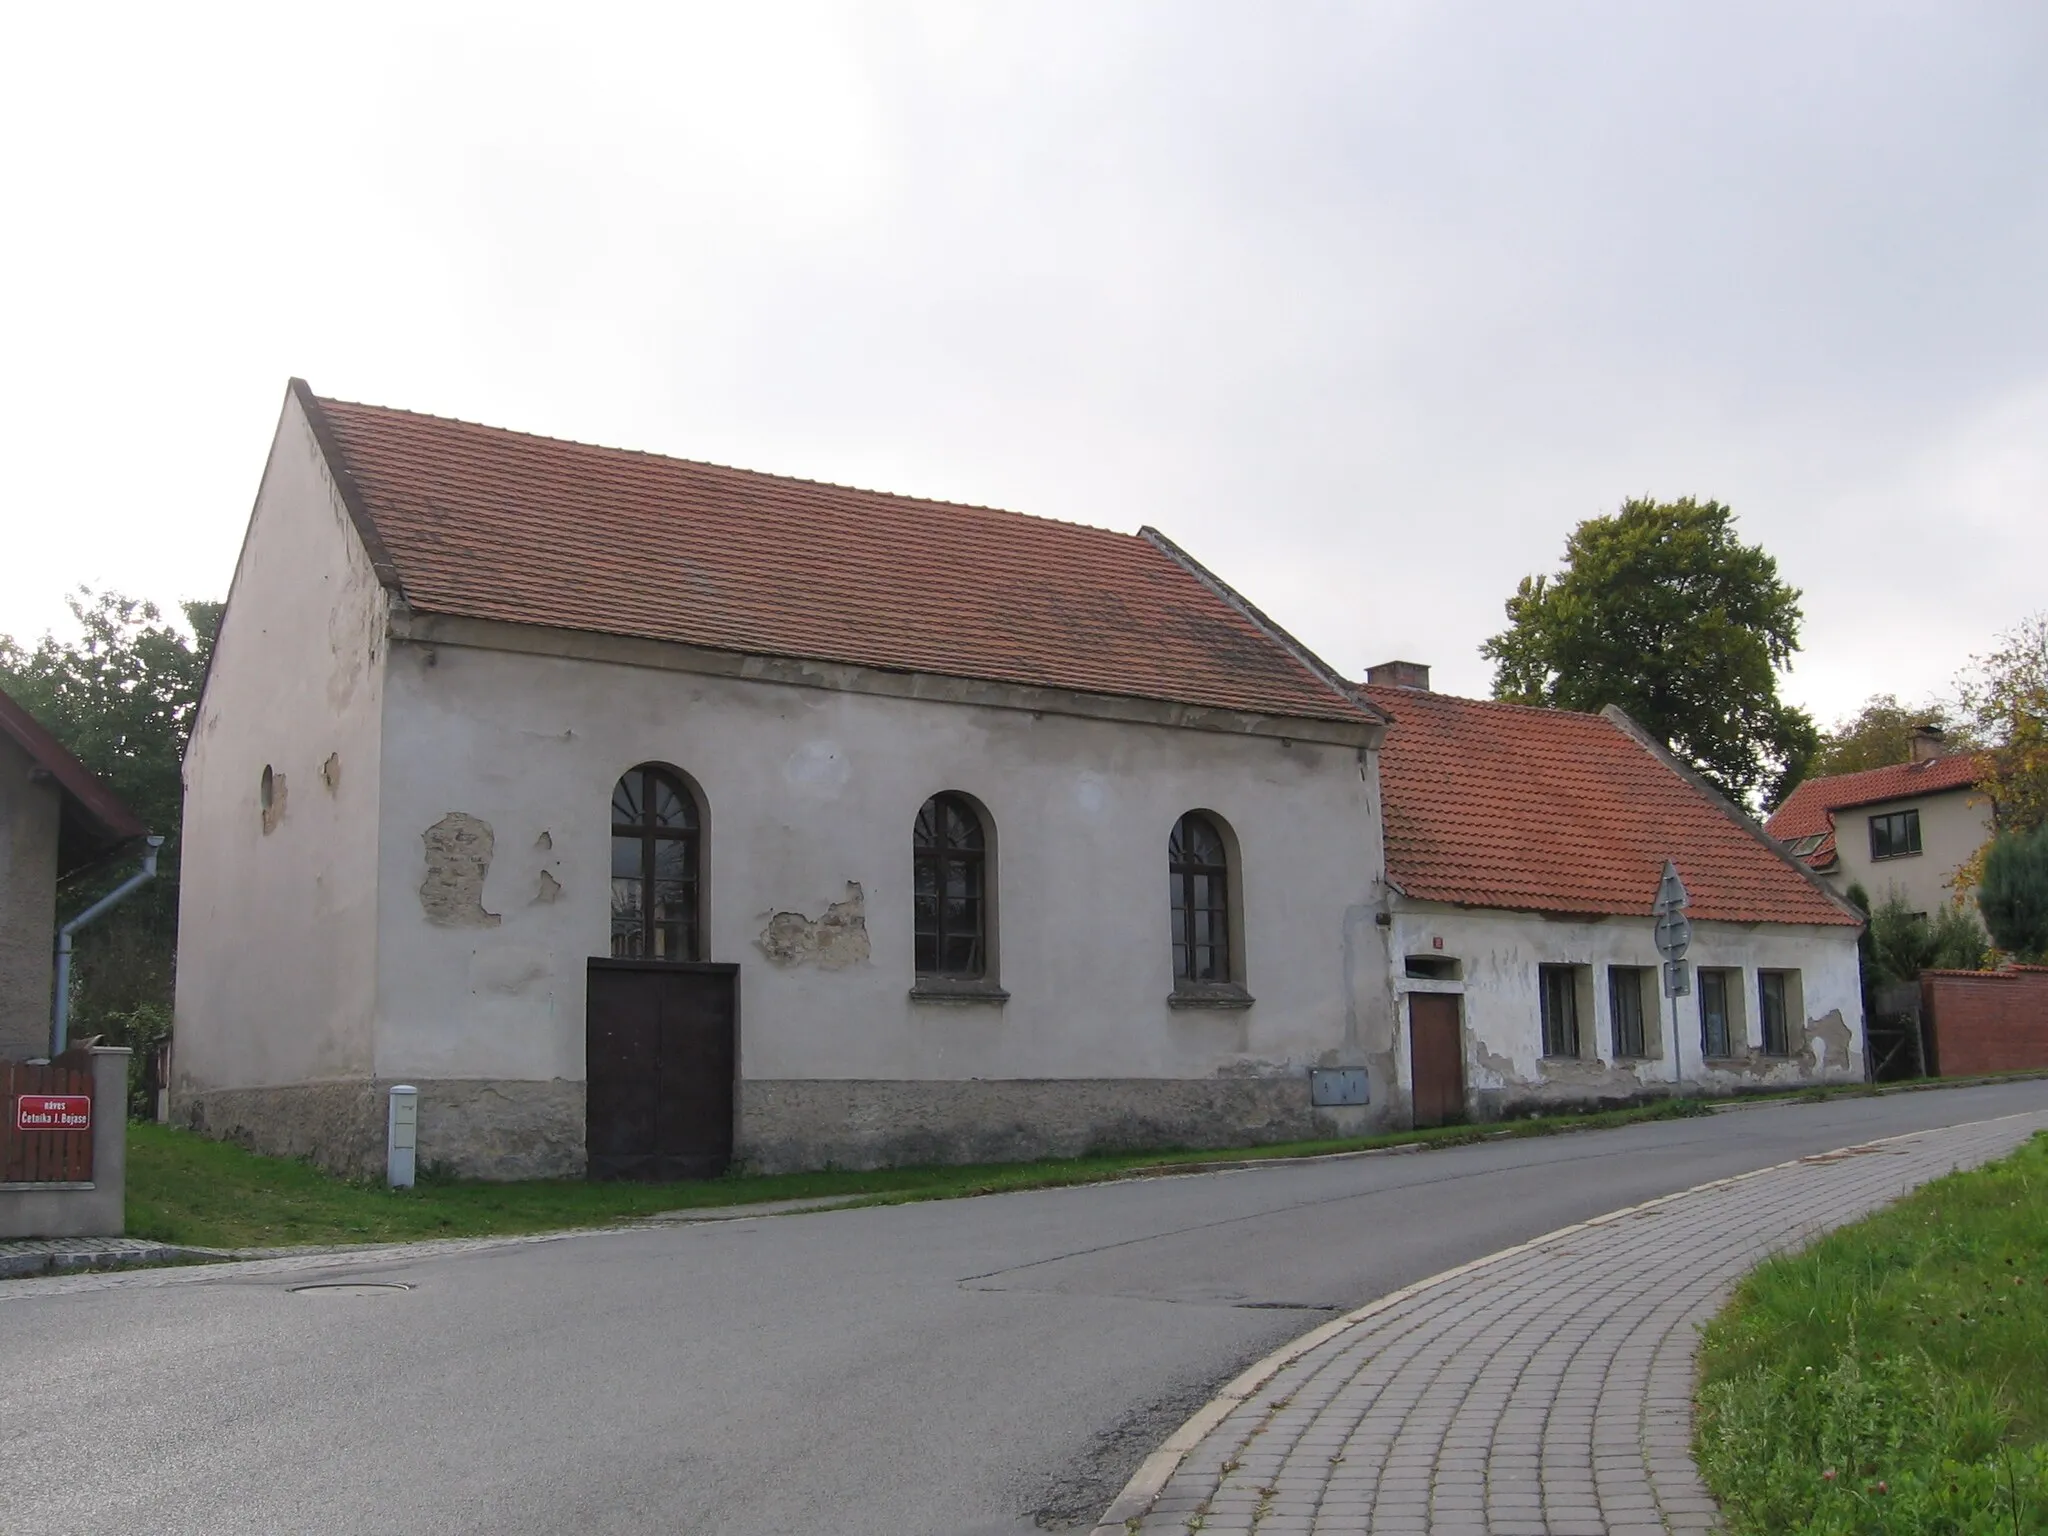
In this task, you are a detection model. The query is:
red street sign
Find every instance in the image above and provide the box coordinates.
[15,1095,91,1131]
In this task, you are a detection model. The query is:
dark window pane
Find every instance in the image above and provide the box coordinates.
[612,775,642,826]
[1167,812,1231,986]
[913,795,989,978]
[652,778,694,829]
[1699,970,1732,1058]
[611,767,702,958]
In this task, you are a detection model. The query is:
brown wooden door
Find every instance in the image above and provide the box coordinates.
[1408,992,1466,1128]
[586,960,738,1181]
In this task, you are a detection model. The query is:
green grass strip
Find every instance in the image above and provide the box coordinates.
[126,1095,1714,1251]
[1695,1130,2048,1534]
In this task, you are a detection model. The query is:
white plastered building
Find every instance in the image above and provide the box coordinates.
[172,382,1399,1178]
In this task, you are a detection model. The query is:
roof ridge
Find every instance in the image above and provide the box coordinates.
[1361,684,1615,726]
[309,388,1141,543]
[1790,751,1989,792]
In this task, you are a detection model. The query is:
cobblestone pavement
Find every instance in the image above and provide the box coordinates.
[1094,1109,2048,1535]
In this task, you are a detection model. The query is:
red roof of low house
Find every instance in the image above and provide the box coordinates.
[1363,685,1858,927]
[1765,754,1988,842]
[0,685,147,877]
[293,383,1374,729]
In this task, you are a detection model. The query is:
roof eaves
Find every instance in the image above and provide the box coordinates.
[1139,526,1386,731]
[1598,705,1865,928]
[0,688,147,852]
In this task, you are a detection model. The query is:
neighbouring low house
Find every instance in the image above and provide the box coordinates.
[1361,663,1867,1123]
[1,686,148,1061]
[1766,728,1992,919]
[172,381,1403,1180]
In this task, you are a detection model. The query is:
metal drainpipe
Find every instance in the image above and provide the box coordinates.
[51,835,164,1056]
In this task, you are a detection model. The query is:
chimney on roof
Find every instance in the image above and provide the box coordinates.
[1910,723,1946,763]
[1367,660,1431,692]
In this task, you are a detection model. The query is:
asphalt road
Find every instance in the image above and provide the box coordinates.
[5,1080,2045,1536]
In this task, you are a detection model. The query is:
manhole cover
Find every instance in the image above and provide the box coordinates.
[288,1282,414,1297]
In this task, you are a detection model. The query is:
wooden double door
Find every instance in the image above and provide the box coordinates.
[1408,992,1467,1128]
[586,959,738,1181]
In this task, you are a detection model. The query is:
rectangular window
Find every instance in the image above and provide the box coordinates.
[1759,970,1794,1056]
[1539,964,1581,1058]
[1869,808,1922,861]
[1699,968,1737,1058]
[1609,967,1650,1058]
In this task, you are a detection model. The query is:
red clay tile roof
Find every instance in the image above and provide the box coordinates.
[1364,686,1857,926]
[1765,755,1988,842]
[295,384,1372,728]
[0,685,148,876]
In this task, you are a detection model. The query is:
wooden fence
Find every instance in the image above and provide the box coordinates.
[2,1052,97,1183]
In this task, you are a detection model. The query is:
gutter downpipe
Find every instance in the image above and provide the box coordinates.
[51,835,163,1056]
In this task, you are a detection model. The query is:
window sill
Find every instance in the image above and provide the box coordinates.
[909,979,1010,1005]
[1168,984,1255,1010]
[1869,851,1922,861]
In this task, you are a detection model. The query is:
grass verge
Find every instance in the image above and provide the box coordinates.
[1694,1130,2048,1534]
[127,1094,1713,1250]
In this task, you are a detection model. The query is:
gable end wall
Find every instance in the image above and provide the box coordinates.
[171,390,390,1119]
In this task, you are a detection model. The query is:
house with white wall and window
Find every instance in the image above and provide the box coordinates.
[1766,731,1992,919]
[171,382,1402,1180]
[1362,664,1867,1124]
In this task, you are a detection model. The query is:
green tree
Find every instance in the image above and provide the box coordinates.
[0,588,221,1046]
[1978,825,2048,962]
[1810,694,1976,778]
[1947,612,2048,901]
[1481,497,1818,807]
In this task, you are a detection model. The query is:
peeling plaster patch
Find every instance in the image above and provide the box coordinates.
[756,882,869,969]
[419,813,502,928]
[321,752,341,792]
[535,830,553,851]
[1473,1040,1517,1086]
[1799,1008,1854,1074]
[533,870,563,904]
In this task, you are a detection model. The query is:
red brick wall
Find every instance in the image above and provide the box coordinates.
[1922,966,2048,1077]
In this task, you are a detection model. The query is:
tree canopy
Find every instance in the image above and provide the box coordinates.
[1962,612,2048,838]
[1978,825,2048,962]
[1481,497,1817,807]
[1811,694,1978,779]
[0,588,220,1045]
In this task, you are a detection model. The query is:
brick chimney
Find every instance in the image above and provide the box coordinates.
[1910,723,1946,763]
[1367,660,1431,691]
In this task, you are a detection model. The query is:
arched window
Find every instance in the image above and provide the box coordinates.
[913,793,987,977]
[611,765,702,960]
[1169,812,1231,984]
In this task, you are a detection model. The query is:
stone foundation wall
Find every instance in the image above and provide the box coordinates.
[173,1078,584,1181]
[735,1076,1344,1174]
[175,1074,1374,1181]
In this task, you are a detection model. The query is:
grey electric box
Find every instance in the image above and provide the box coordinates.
[1310,1067,1369,1107]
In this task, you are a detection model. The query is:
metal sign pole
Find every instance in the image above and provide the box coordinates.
[1653,860,1693,1097]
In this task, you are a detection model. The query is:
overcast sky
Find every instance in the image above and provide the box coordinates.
[3,2,2043,726]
